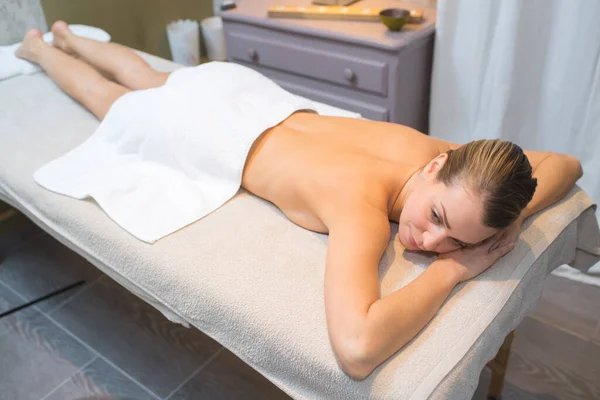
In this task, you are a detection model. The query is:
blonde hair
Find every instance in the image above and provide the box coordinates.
[436,139,537,229]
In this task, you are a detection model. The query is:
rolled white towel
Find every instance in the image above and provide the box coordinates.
[0,25,111,81]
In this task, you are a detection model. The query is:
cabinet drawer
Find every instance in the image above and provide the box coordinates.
[276,79,389,121]
[227,31,389,96]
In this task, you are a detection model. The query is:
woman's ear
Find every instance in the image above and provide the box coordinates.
[424,153,449,178]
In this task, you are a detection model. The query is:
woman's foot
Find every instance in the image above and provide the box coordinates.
[14,29,45,64]
[51,20,75,54]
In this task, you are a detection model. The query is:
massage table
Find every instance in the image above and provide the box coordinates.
[1,51,599,400]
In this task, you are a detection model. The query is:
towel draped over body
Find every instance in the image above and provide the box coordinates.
[34,62,328,242]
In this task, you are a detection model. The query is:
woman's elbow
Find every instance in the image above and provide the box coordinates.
[564,154,583,180]
[333,336,376,381]
[335,351,374,381]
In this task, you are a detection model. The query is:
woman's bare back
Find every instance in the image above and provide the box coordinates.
[241,112,448,232]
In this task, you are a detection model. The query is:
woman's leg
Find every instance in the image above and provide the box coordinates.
[15,29,129,120]
[51,21,169,90]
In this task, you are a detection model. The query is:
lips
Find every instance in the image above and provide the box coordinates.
[408,232,419,250]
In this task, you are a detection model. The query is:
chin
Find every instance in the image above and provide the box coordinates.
[398,235,409,248]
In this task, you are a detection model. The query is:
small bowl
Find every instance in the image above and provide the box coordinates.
[379,8,411,32]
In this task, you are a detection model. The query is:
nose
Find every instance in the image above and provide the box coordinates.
[421,229,448,251]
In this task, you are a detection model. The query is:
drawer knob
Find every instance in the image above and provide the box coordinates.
[344,68,355,81]
[247,48,258,61]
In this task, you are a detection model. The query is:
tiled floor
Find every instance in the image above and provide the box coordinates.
[1,211,599,399]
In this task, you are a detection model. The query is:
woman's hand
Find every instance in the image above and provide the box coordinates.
[487,217,523,254]
[439,232,516,283]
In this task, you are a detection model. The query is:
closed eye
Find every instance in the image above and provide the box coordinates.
[452,239,467,249]
[431,209,441,224]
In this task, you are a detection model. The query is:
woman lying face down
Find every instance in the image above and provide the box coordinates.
[14,24,583,382]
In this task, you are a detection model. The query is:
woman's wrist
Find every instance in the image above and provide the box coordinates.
[433,258,464,286]
[518,208,530,223]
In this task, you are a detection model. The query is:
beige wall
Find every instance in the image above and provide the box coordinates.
[41,0,214,59]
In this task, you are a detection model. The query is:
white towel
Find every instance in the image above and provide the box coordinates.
[0,25,111,81]
[34,62,360,243]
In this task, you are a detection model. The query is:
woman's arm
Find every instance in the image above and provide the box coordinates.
[325,206,462,380]
[325,204,512,380]
[521,151,583,221]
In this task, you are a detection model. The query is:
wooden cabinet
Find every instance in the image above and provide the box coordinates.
[219,0,436,131]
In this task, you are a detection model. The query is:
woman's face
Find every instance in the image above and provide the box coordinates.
[398,156,499,254]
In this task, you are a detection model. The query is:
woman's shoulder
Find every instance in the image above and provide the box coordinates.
[415,130,461,154]
[384,124,461,164]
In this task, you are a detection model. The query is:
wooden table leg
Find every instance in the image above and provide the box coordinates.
[486,330,516,400]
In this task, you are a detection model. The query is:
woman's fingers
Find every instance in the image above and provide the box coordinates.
[504,228,519,245]
[492,241,515,259]
[487,230,507,253]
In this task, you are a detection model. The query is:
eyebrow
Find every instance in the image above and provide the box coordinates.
[440,202,478,246]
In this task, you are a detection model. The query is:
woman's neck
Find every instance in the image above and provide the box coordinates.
[388,167,423,222]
